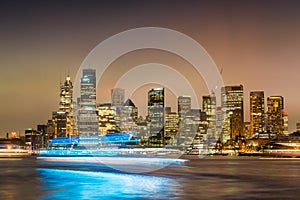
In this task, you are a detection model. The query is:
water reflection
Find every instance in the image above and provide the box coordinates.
[38,168,181,200]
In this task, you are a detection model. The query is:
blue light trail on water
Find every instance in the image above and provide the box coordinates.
[38,168,181,200]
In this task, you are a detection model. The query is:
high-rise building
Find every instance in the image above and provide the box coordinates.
[296,123,300,132]
[59,75,75,136]
[283,111,288,135]
[148,88,164,147]
[119,99,138,132]
[77,69,98,136]
[37,124,48,148]
[46,119,55,139]
[52,75,75,137]
[134,116,148,144]
[52,111,67,137]
[164,107,179,145]
[250,91,265,137]
[97,103,117,134]
[111,88,125,107]
[178,96,191,121]
[111,88,125,128]
[202,94,217,140]
[267,96,284,134]
[25,128,42,151]
[216,106,223,138]
[221,85,244,143]
[178,109,207,154]
[244,122,251,139]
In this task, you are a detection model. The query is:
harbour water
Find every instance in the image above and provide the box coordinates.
[0,156,299,199]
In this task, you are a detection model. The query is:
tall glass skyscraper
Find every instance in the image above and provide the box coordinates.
[111,88,125,107]
[52,75,75,137]
[267,96,284,134]
[119,98,138,132]
[97,103,117,134]
[203,94,217,140]
[221,85,244,143]
[250,91,265,137]
[148,88,164,147]
[178,96,191,121]
[77,69,98,136]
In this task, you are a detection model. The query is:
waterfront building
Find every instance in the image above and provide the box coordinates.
[46,119,55,139]
[177,109,207,153]
[97,103,117,134]
[148,88,164,147]
[77,69,98,136]
[111,88,125,107]
[37,124,48,148]
[267,96,284,134]
[216,106,223,139]
[178,96,191,122]
[134,117,148,145]
[250,91,265,137]
[244,122,251,139]
[59,75,75,136]
[297,123,300,132]
[51,75,76,137]
[25,128,43,151]
[283,111,288,135]
[164,107,179,145]
[52,111,67,138]
[221,85,244,143]
[111,88,125,129]
[202,94,217,140]
[119,99,138,132]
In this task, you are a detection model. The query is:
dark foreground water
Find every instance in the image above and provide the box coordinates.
[0,157,299,200]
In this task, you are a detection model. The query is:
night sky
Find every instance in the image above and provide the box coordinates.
[1,0,300,136]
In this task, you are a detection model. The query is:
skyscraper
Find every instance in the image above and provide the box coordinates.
[97,103,117,134]
[178,96,191,122]
[52,111,67,137]
[119,99,138,132]
[202,94,217,140]
[221,85,244,142]
[283,111,288,135]
[164,107,179,145]
[267,96,284,134]
[180,109,207,154]
[148,88,164,147]
[59,75,73,113]
[59,75,75,136]
[296,123,300,132]
[52,75,75,137]
[77,69,98,136]
[111,88,125,107]
[250,91,265,137]
[111,88,125,129]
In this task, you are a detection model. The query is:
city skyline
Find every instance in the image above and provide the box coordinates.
[20,71,294,139]
[1,0,300,136]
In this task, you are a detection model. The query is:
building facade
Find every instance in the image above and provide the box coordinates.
[202,95,217,140]
[97,103,117,134]
[221,85,244,143]
[267,96,284,134]
[283,111,288,135]
[77,69,98,136]
[250,91,265,137]
[164,107,179,145]
[51,75,75,137]
[178,96,191,122]
[119,99,138,132]
[111,88,125,107]
[148,88,164,147]
[297,122,300,132]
